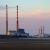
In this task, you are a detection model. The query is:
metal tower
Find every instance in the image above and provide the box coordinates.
[16,5,19,32]
[6,4,8,35]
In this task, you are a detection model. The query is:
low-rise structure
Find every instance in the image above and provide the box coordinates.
[8,29,29,38]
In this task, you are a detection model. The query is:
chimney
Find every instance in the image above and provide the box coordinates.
[16,5,19,32]
[6,4,8,35]
[41,26,42,35]
[42,26,44,36]
[38,28,41,37]
[40,26,44,37]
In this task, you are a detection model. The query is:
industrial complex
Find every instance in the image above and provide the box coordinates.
[4,4,29,38]
[0,4,50,49]
[0,4,50,38]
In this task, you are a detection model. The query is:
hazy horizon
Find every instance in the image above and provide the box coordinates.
[0,0,50,35]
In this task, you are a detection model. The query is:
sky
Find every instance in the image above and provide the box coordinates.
[0,0,50,35]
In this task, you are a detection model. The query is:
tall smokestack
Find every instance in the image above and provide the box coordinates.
[6,4,8,35]
[16,5,19,32]
[40,26,44,37]
[38,28,41,37]
[41,26,42,35]
[42,26,44,36]
[39,26,43,37]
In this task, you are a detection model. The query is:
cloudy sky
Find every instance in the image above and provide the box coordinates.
[0,0,50,35]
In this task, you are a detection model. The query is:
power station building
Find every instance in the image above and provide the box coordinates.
[6,5,29,38]
[8,29,29,37]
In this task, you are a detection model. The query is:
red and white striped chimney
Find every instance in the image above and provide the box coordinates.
[16,5,19,32]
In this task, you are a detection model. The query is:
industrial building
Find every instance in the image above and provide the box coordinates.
[0,4,50,38]
[6,5,29,38]
[33,26,50,38]
[8,29,29,38]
